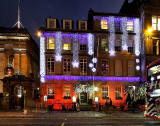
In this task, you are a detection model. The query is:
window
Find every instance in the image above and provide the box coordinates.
[127,20,134,31]
[79,21,87,30]
[115,87,122,100]
[101,19,108,30]
[48,86,54,99]
[115,19,121,32]
[80,59,87,75]
[64,21,71,30]
[102,87,109,99]
[47,18,56,28]
[64,87,71,99]
[115,40,121,52]
[101,60,109,75]
[101,39,108,51]
[152,16,160,31]
[47,58,54,74]
[47,38,55,49]
[128,60,135,76]
[63,58,71,73]
[153,40,160,55]
[80,44,87,51]
[128,40,134,53]
[115,60,122,76]
[63,43,71,50]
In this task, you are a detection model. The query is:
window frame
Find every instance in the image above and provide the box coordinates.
[101,18,108,30]
[102,86,109,99]
[47,57,55,74]
[101,59,109,75]
[63,86,71,99]
[80,59,87,75]
[47,37,55,50]
[48,85,55,99]
[115,87,122,100]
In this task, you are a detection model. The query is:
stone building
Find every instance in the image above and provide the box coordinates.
[0,27,39,109]
[39,9,141,110]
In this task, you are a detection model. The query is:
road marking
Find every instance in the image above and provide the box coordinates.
[61,122,64,126]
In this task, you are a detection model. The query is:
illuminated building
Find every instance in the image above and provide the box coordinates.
[0,27,39,110]
[39,11,141,110]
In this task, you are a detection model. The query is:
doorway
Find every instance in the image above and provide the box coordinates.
[80,92,87,104]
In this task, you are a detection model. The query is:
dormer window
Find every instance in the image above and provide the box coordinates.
[127,20,134,31]
[47,18,56,29]
[78,21,87,30]
[101,18,108,30]
[63,20,72,30]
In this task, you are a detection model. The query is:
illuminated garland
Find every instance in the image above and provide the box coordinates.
[55,32,62,62]
[108,16,115,56]
[72,34,79,68]
[88,33,94,55]
[122,17,128,51]
[40,37,45,83]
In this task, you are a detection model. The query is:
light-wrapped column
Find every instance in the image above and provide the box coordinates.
[88,33,94,55]
[40,37,45,83]
[72,34,79,68]
[134,18,141,56]
[55,32,62,62]
[122,17,128,51]
[108,16,115,56]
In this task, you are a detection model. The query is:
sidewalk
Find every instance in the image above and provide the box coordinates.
[0,110,145,119]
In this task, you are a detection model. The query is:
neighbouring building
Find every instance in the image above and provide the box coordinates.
[39,9,141,110]
[0,27,39,110]
[120,0,160,82]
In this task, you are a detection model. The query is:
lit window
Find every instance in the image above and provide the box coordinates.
[101,60,109,75]
[102,87,109,99]
[101,39,108,51]
[80,59,87,75]
[63,58,71,74]
[64,87,71,99]
[101,19,108,30]
[47,38,55,49]
[48,86,54,99]
[47,58,54,74]
[127,20,133,31]
[63,43,71,50]
[152,16,160,31]
[115,87,122,100]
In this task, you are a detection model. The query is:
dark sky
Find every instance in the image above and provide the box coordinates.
[0,0,125,46]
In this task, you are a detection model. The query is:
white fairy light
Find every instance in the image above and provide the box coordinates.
[55,32,62,62]
[72,34,79,68]
[92,58,97,63]
[122,17,128,51]
[88,33,94,55]
[92,68,96,72]
[89,63,94,68]
[40,37,46,83]
[134,18,141,56]
[136,59,140,63]
[108,16,115,56]
[136,65,140,71]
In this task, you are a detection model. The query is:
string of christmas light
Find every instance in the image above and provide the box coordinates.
[88,33,94,55]
[122,17,128,51]
[40,37,46,83]
[55,32,62,62]
[108,16,115,56]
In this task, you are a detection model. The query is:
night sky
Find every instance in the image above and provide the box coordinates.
[0,0,126,46]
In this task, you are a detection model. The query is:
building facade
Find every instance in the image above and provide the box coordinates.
[39,10,141,110]
[0,27,39,109]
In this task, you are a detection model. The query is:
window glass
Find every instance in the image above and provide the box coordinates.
[102,87,109,99]
[48,86,54,99]
[127,21,133,31]
[47,38,55,49]
[47,58,54,74]
[63,43,71,50]
[80,59,87,75]
[63,58,71,73]
[101,19,108,30]
[101,39,108,51]
[115,87,122,100]
[115,40,121,52]
[80,44,87,51]
[64,87,71,99]
[101,60,109,75]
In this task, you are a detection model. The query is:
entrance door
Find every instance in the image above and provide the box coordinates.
[80,92,87,104]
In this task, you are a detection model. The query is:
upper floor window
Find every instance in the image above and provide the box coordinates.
[63,58,71,74]
[128,60,135,76]
[63,20,72,30]
[63,38,71,50]
[101,60,109,75]
[80,44,87,51]
[47,38,55,49]
[101,39,108,51]
[127,20,134,31]
[47,58,54,74]
[48,85,54,99]
[80,59,87,75]
[102,87,109,99]
[79,21,87,30]
[64,87,71,99]
[115,87,122,100]
[152,16,160,31]
[128,40,134,53]
[115,39,121,52]
[101,19,108,30]
[115,19,121,32]
[47,18,56,29]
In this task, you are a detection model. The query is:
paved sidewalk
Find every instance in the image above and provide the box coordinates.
[0,111,144,119]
